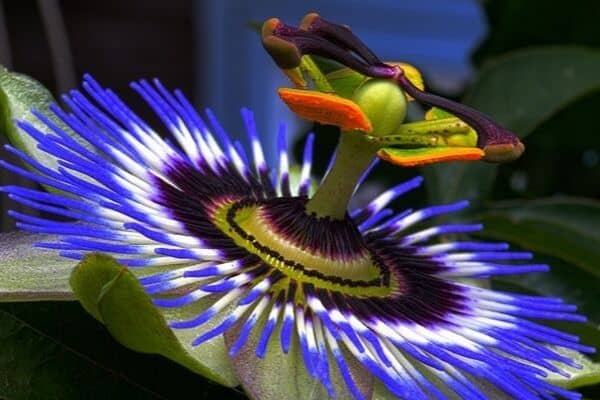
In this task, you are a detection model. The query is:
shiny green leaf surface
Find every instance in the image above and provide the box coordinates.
[465,47,600,139]
[477,197,600,277]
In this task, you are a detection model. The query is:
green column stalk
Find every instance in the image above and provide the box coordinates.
[299,58,408,220]
[305,131,379,219]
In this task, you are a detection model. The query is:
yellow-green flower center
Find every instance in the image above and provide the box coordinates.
[212,198,396,297]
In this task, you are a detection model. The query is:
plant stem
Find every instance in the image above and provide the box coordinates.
[305,131,379,219]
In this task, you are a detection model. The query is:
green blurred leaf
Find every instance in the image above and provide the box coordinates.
[70,253,238,387]
[476,196,600,277]
[0,301,249,399]
[423,46,600,205]
[474,0,600,63]
[224,311,373,400]
[465,47,600,139]
[491,87,600,200]
[0,233,239,384]
[0,305,166,399]
[422,161,498,206]
[494,254,600,324]
[0,232,75,301]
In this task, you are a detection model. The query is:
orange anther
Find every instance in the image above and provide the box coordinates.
[278,88,372,132]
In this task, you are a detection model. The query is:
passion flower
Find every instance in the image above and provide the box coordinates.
[0,12,592,400]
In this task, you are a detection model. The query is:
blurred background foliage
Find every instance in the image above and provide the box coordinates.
[0,0,598,399]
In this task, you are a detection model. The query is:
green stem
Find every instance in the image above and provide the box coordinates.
[305,131,379,219]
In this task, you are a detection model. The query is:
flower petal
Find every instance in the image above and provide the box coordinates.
[224,306,375,400]
[0,232,75,301]
[1,73,591,400]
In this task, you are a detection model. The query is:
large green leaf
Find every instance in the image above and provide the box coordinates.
[0,305,166,399]
[422,161,498,206]
[477,196,600,277]
[465,47,600,138]
[495,254,600,324]
[70,253,238,387]
[0,236,241,387]
[0,231,75,301]
[473,0,600,64]
[423,46,600,206]
[0,301,248,399]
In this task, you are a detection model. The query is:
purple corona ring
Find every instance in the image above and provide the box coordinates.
[0,74,592,400]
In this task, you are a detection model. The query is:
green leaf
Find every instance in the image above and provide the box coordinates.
[70,253,238,387]
[0,66,62,170]
[0,305,166,399]
[494,254,600,324]
[465,47,600,139]
[224,312,373,400]
[492,278,600,349]
[422,46,600,206]
[422,162,497,206]
[473,1,600,64]
[0,301,249,399]
[0,231,75,301]
[476,196,600,277]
